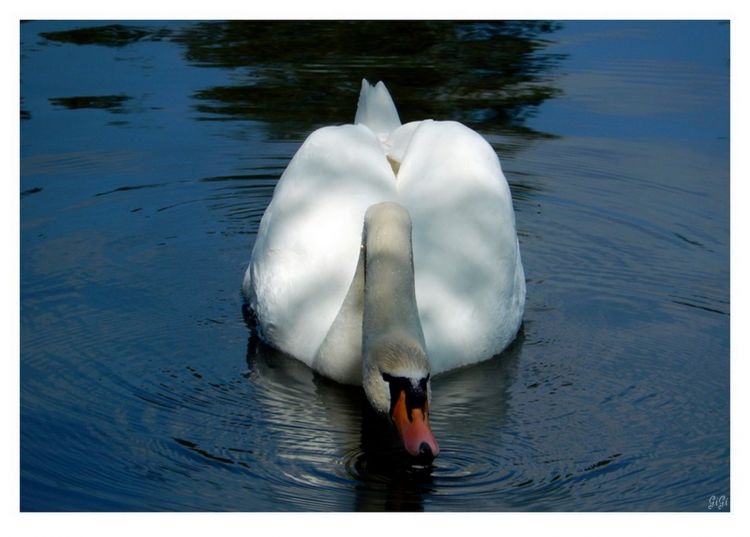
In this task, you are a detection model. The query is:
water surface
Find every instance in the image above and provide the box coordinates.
[20,20,729,511]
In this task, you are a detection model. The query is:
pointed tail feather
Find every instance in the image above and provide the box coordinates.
[354,79,401,140]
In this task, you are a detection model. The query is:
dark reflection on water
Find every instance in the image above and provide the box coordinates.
[20,20,729,511]
[40,23,170,47]
[175,21,563,140]
[39,20,563,141]
[49,94,132,112]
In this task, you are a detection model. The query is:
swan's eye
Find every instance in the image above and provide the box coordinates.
[419,375,429,391]
[381,372,429,386]
[381,373,428,417]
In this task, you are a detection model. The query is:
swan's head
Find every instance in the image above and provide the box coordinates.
[363,333,439,461]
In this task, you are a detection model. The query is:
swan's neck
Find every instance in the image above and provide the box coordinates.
[313,202,427,385]
[362,202,425,355]
[361,202,429,415]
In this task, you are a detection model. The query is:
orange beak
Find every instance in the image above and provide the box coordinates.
[391,390,439,460]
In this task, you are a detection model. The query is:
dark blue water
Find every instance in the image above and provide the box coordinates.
[20,20,729,511]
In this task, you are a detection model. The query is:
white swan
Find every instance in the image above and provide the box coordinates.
[243,80,525,459]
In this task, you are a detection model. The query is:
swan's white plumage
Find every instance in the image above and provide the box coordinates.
[354,80,401,143]
[244,80,525,382]
[244,123,397,364]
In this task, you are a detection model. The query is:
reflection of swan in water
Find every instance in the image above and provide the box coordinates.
[243,80,525,460]
[243,326,524,511]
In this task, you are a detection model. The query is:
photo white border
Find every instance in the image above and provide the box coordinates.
[5,1,747,536]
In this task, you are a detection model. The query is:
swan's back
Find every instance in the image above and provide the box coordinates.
[244,123,397,364]
[394,119,525,372]
[244,80,525,380]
